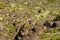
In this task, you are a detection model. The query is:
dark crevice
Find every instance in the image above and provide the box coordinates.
[51,22,56,28]
[28,20,31,24]
[13,23,16,26]
[43,21,51,27]
[14,24,25,40]
[14,35,18,40]
[38,9,42,13]
[12,22,17,32]
[43,21,57,28]
[53,16,60,21]
[31,28,35,32]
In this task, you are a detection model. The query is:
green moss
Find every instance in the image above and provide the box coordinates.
[46,28,59,34]
[8,32,13,37]
[51,34,60,40]
[52,29,59,33]
[6,24,16,36]
[35,15,41,20]
[6,24,16,32]
[8,3,19,12]
[41,33,48,39]
[48,0,56,3]
[0,2,5,9]
[39,28,60,40]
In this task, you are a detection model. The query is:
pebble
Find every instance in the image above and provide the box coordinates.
[0,17,3,21]
[0,23,3,30]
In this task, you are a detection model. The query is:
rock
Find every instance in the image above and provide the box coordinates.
[54,21,60,29]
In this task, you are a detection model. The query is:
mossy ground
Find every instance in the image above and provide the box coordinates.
[0,0,60,40]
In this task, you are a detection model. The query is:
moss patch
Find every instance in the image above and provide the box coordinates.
[0,2,5,9]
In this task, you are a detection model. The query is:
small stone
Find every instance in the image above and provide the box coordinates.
[35,7,40,9]
[24,2,29,5]
[16,19,20,21]
[6,14,9,16]
[27,19,31,21]
[4,33,7,36]
[21,30,28,35]
[0,23,4,30]
[0,17,3,21]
